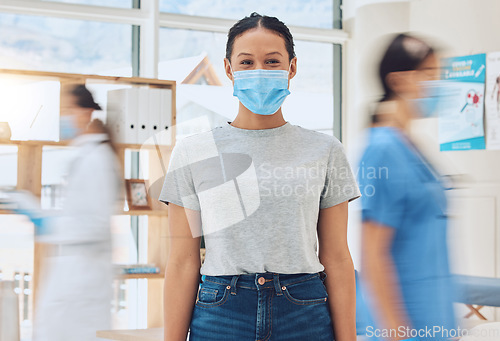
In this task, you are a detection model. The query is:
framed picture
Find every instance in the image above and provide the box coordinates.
[125,179,152,210]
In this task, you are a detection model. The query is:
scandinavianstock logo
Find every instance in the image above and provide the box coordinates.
[139,116,261,239]
[139,116,384,238]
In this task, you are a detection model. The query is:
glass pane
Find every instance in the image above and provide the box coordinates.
[0,13,132,76]
[285,40,334,135]
[39,0,132,8]
[158,28,229,138]
[159,0,334,29]
[159,28,334,136]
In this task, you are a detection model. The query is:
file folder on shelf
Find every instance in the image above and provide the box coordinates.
[137,88,150,145]
[159,88,173,145]
[147,88,162,146]
[106,88,139,144]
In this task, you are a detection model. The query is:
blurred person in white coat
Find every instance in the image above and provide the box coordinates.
[30,85,122,341]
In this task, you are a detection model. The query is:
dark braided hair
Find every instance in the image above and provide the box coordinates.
[226,12,295,62]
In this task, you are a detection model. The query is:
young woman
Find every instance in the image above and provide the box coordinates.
[358,34,456,341]
[160,13,360,341]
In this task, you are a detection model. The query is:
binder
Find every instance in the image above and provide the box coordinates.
[137,88,150,145]
[159,88,173,145]
[147,88,162,146]
[106,88,139,144]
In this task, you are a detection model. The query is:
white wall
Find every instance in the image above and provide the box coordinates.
[344,0,500,319]
[344,0,412,271]
[409,0,500,182]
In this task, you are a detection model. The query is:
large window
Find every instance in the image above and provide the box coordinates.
[0,1,343,136]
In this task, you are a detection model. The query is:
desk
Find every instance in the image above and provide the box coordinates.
[96,328,164,341]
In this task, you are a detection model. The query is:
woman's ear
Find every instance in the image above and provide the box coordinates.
[289,57,298,80]
[224,58,234,82]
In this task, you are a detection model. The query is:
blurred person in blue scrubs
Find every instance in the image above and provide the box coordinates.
[11,85,122,341]
[358,34,456,341]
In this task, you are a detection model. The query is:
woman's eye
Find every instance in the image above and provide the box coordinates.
[240,60,253,65]
[266,60,280,64]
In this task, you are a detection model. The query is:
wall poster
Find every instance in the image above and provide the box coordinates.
[439,53,486,151]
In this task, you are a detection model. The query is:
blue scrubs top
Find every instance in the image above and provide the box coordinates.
[357,126,456,341]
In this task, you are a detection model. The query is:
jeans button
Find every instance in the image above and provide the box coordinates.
[258,277,265,285]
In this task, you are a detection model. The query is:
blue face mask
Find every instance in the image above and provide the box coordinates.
[410,80,446,118]
[60,115,81,140]
[231,65,291,115]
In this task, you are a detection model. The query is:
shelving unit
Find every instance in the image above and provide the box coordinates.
[0,68,176,328]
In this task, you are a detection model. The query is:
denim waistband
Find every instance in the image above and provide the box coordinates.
[199,271,327,296]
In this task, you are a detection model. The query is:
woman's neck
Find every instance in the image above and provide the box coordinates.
[373,98,413,133]
[230,102,287,130]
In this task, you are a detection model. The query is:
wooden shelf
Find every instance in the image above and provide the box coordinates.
[0,139,67,146]
[0,209,168,216]
[122,210,168,216]
[0,139,173,151]
[117,273,164,280]
[96,327,163,341]
[118,143,173,151]
[0,68,176,88]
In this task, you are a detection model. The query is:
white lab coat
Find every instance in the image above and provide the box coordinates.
[33,133,122,341]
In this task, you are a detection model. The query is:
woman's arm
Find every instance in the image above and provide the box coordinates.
[361,220,411,341]
[317,201,356,341]
[164,203,202,341]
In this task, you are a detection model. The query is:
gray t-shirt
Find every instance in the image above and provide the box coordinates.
[159,121,361,276]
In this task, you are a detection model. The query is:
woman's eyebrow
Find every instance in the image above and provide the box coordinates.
[236,52,283,57]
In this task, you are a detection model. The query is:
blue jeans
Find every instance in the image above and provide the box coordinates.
[188,271,335,341]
